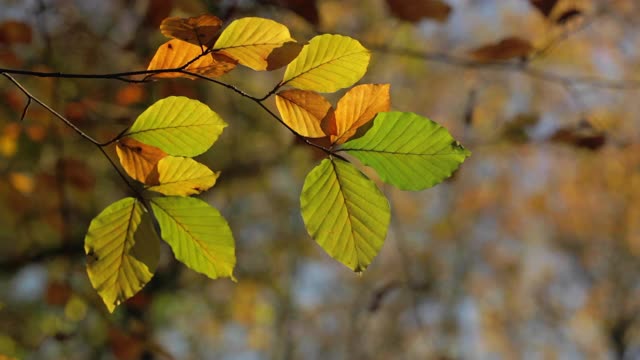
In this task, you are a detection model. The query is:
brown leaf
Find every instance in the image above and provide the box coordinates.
[385,0,452,23]
[115,137,167,184]
[160,14,223,48]
[530,0,558,17]
[550,125,606,150]
[57,158,96,191]
[469,37,534,62]
[0,20,32,45]
[269,0,320,25]
[45,281,72,306]
[147,39,237,79]
[115,84,145,106]
[266,42,304,71]
[143,0,174,28]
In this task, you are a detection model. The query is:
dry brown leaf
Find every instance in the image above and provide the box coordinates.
[160,14,223,48]
[115,84,145,106]
[270,0,320,25]
[469,37,534,62]
[0,20,32,45]
[385,0,452,23]
[325,84,391,145]
[115,137,167,184]
[147,39,237,79]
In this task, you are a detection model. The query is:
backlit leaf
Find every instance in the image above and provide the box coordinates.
[125,96,226,157]
[214,17,295,71]
[275,89,332,138]
[115,137,167,184]
[160,14,223,47]
[151,197,235,280]
[281,34,370,93]
[147,39,237,79]
[385,0,452,23]
[341,112,470,191]
[324,84,390,145]
[300,158,390,272]
[85,198,159,313]
[147,156,219,196]
[469,37,534,61]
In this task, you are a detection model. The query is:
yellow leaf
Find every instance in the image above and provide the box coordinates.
[281,34,370,93]
[325,84,391,144]
[147,156,219,196]
[9,172,34,194]
[115,137,167,184]
[147,39,237,79]
[214,17,295,71]
[160,14,223,48]
[275,89,332,138]
[0,123,20,157]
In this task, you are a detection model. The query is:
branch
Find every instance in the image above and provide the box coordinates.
[370,45,640,90]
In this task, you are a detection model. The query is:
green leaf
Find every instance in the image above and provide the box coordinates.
[151,197,235,280]
[125,96,226,157]
[281,34,370,93]
[300,158,390,272]
[341,112,471,191]
[84,198,159,312]
[147,156,219,196]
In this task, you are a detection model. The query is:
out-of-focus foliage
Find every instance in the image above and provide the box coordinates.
[1,0,640,359]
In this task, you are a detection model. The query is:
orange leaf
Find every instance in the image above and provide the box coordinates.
[0,20,32,44]
[147,39,237,79]
[266,42,304,71]
[275,89,332,138]
[115,137,167,184]
[469,37,534,61]
[160,14,223,48]
[115,84,145,106]
[326,84,391,145]
[385,0,452,23]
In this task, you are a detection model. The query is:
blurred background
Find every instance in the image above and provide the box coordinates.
[1,0,640,358]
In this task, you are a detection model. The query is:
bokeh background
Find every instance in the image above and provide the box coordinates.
[1,0,640,359]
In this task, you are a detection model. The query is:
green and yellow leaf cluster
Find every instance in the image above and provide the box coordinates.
[86,96,234,312]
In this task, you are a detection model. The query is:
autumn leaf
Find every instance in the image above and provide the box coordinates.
[213,17,295,71]
[268,0,319,25]
[160,14,223,48]
[385,0,452,23]
[151,197,236,280]
[469,37,534,61]
[275,89,332,138]
[85,198,159,312]
[300,158,390,272]
[0,20,32,44]
[281,34,370,93]
[324,84,390,145]
[147,156,219,196]
[115,137,167,184]
[147,39,237,79]
[124,96,227,157]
